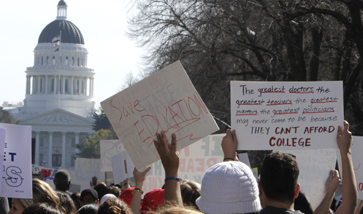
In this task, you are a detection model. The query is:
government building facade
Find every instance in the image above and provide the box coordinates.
[14,0,95,169]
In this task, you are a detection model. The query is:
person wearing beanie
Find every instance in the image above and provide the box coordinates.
[196,161,262,214]
[194,129,261,214]
[100,193,117,204]
[8,198,33,214]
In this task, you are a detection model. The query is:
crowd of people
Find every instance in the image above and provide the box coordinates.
[1,120,361,213]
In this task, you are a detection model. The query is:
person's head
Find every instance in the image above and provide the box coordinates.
[259,152,300,207]
[97,198,131,214]
[196,161,261,214]
[70,192,81,210]
[8,198,33,214]
[80,189,99,206]
[108,185,122,197]
[141,189,164,212]
[100,193,117,204]
[53,170,71,191]
[56,191,77,214]
[78,204,98,214]
[32,178,60,209]
[180,179,201,209]
[94,183,108,201]
[294,191,313,214]
[22,204,61,214]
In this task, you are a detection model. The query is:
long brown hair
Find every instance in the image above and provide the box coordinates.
[32,178,60,208]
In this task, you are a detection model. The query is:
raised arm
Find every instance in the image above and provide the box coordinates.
[335,120,357,214]
[154,131,183,206]
[221,129,239,162]
[314,169,341,214]
[130,167,151,214]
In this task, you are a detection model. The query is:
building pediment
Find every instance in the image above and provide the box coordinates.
[20,108,93,126]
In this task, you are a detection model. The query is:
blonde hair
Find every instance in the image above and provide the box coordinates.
[32,178,60,209]
[155,204,203,214]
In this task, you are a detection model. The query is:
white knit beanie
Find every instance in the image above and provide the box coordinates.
[196,161,262,214]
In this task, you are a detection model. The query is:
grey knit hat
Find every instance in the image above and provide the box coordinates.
[19,198,33,208]
[196,161,262,214]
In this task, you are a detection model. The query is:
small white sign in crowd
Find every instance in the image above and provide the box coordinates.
[1,60,362,211]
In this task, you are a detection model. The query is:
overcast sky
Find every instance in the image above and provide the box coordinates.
[0,0,145,109]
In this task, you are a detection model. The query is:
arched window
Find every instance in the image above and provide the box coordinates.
[77,58,80,66]
[46,56,49,64]
[72,57,75,65]
[41,56,44,65]
[65,57,68,65]
[77,80,79,93]
[59,79,62,93]
[53,56,55,65]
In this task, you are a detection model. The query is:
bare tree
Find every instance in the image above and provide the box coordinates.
[129,0,363,133]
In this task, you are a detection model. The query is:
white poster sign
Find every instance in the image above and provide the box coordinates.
[231,81,343,150]
[124,151,135,178]
[0,129,5,194]
[100,140,125,172]
[102,61,219,169]
[142,134,224,194]
[283,149,336,210]
[346,136,363,200]
[75,158,104,186]
[111,153,126,184]
[238,153,251,168]
[0,123,32,198]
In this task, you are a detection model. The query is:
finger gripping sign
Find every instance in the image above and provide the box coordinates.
[101,61,219,170]
[231,81,343,150]
[0,123,32,198]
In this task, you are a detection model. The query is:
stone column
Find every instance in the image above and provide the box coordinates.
[26,76,30,94]
[32,75,36,94]
[84,77,88,96]
[35,131,40,165]
[61,132,66,167]
[62,76,65,94]
[37,76,41,94]
[70,76,74,95]
[48,132,53,167]
[75,132,80,154]
[90,78,94,97]
[54,76,58,94]
[45,75,48,94]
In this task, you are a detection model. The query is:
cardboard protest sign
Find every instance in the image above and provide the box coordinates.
[231,81,343,150]
[100,140,125,172]
[282,149,336,210]
[0,123,32,198]
[142,134,224,194]
[111,153,126,184]
[101,61,219,169]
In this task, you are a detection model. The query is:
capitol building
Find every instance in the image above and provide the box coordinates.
[11,0,95,169]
